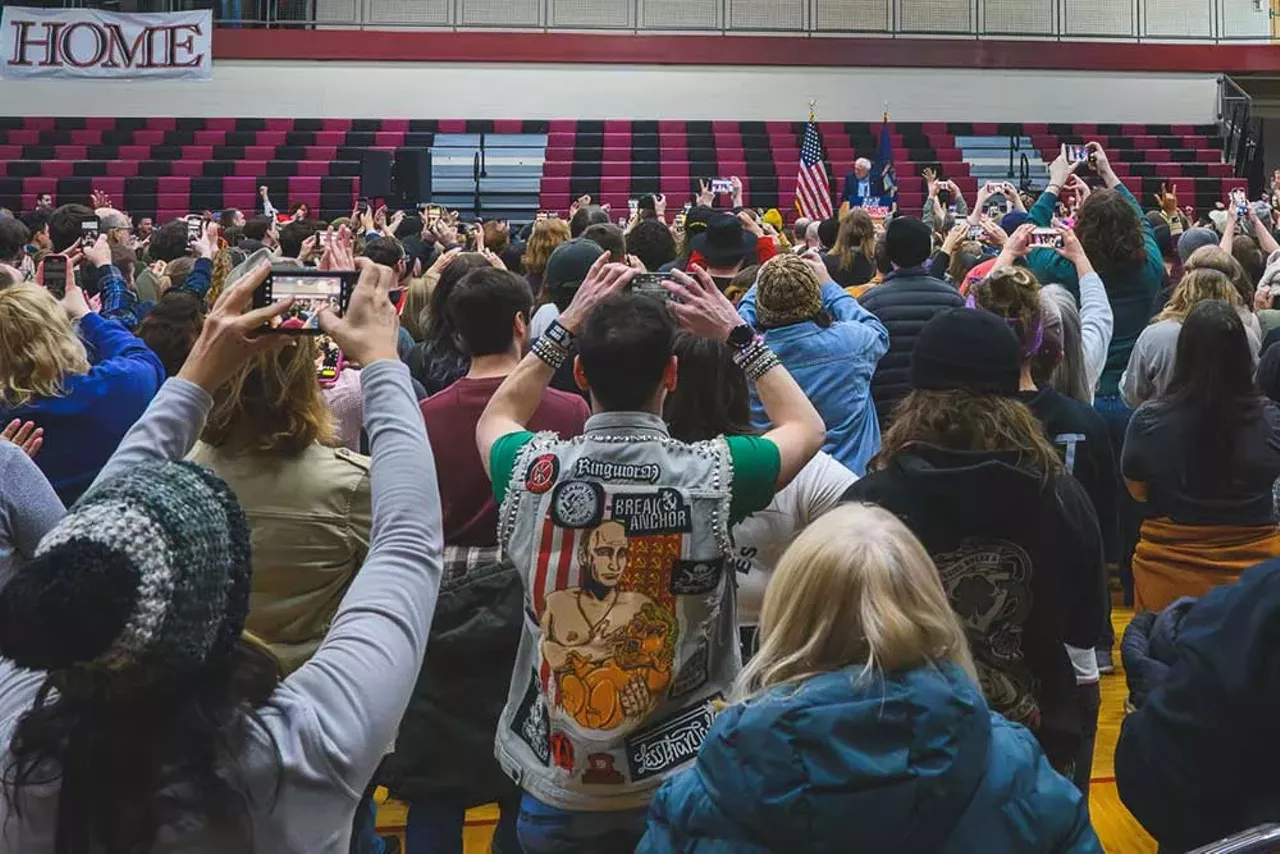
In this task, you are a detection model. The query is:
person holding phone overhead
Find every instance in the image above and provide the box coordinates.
[0,250,164,505]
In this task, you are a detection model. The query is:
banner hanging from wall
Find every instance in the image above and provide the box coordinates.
[0,6,211,81]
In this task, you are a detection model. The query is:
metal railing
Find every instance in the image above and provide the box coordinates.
[1220,74,1265,196]
[2,0,1273,42]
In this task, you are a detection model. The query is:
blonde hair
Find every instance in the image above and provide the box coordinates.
[736,503,976,701]
[399,276,431,342]
[522,219,571,280]
[1183,245,1254,307]
[0,285,90,407]
[209,248,235,308]
[201,338,335,456]
[1155,266,1239,324]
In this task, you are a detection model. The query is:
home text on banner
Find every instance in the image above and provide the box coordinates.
[0,6,211,81]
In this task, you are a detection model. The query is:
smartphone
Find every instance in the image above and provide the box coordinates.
[357,196,370,215]
[628,198,639,218]
[316,334,343,382]
[1029,227,1064,249]
[41,255,67,299]
[966,225,985,241]
[80,216,100,244]
[936,188,952,206]
[426,205,443,227]
[1231,189,1248,217]
[711,178,733,195]
[185,214,203,246]
[630,272,670,300]
[1063,144,1088,163]
[673,213,687,230]
[253,267,358,334]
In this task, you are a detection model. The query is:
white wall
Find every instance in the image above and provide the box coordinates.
[0,61,1220,124]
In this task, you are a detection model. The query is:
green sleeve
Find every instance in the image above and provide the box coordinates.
[490,431,536,505]
[726,435,782,525]
[1027,188,1059,227]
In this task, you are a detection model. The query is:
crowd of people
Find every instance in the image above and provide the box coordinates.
[2,139,1280,854]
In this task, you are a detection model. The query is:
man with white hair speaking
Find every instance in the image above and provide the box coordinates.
[841,156,887,210]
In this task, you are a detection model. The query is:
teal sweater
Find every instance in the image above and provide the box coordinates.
[1025,184,1163,398]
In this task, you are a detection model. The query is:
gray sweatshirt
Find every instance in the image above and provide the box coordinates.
[1120,313,1260,409]
[0,359,443,853]
[0,443,64,590]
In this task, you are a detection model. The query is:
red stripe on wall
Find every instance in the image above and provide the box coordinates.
[214,29,1280,73]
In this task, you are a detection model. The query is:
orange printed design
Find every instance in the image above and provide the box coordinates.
[539,520,680,734]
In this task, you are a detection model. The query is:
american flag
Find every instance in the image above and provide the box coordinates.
[796,119,833,220]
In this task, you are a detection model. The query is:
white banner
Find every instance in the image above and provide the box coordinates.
[0,7,211,81]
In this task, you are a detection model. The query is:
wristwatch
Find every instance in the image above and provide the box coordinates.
[727,323,756,351]
[544,318,575,348]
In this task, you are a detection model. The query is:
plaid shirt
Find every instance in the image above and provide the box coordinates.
[98,256,214,332]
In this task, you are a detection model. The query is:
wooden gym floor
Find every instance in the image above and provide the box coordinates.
[376,607,1155,853]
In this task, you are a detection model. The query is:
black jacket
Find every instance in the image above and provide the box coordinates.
[1116,561,1280,851]
[857,267,964,428]
[379,557,524,807]
[843,446,1106,769]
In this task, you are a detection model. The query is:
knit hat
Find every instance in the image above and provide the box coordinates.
[816,218,839,251]
[756,255,823,329]
[0,461,251,702]
[762,208,785,233]
[910,307,1021,395]
[884,217,933,268]
[1177,227,1219,262]
[546,237,606,310]
[1000,211,1029,235]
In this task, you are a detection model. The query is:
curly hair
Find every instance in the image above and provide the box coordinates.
[1074,188,1147,276]
[0,285,90,406]
[874,389,1064,479]
[200,338,334,456]
[137,292,205,377]
[1154,267,1239,324]
[522,219,571,277]
[208,248,235,308]
[969,266,1043,357]
[626,219,678,273]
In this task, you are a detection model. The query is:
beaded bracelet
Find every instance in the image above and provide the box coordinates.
[730,335,767,370]
[532,336,569,370]
[745,350,781,382]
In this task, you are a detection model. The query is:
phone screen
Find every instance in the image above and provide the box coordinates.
[711,179,733,195]
[186,215,203,245]
[42,256,67,298]
[967,225,985,241]
[628,198,639,217]
[316,334,342,381]
[261,270,352,333]
[630,272,670,300]
[80,218,99,243]
[1029,228,1063,248]
[1064,144,1088,163]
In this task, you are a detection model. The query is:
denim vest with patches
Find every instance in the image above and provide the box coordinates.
[495,411,737,811]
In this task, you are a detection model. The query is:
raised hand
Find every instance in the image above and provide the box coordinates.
[662,264,744,342]
[318,258,400,366]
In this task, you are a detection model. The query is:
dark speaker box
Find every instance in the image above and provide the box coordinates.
[393,147,432,207]
[360,149,393,200]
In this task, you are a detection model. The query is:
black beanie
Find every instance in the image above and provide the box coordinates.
[910,307,1021,396]
[884,216,934,268]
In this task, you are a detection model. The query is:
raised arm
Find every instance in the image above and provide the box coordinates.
[284,259,443,788]
[90,262,291,491]
[477,252,636,478]
[666,265,824,490]
[1055,230,1113,395]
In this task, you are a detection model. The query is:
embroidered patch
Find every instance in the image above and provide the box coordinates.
[582,752,627,785]
[625,696,720,782]
[510,670,551,766]
[573,457,661,483]
[549,480,605,529]
[525,454,559,494]
[612,488,693,536]
[669,642,709,699]
[670,557,723,595]
[549,731,575,772]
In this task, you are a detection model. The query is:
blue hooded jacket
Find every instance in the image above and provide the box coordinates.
[640,663,1100,854]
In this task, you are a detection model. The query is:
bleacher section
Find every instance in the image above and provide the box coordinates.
[0,118,1238,224]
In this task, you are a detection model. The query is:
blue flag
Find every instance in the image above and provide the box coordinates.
[874,118,897,203]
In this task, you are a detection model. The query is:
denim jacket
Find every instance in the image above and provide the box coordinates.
[739,282,889,475]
